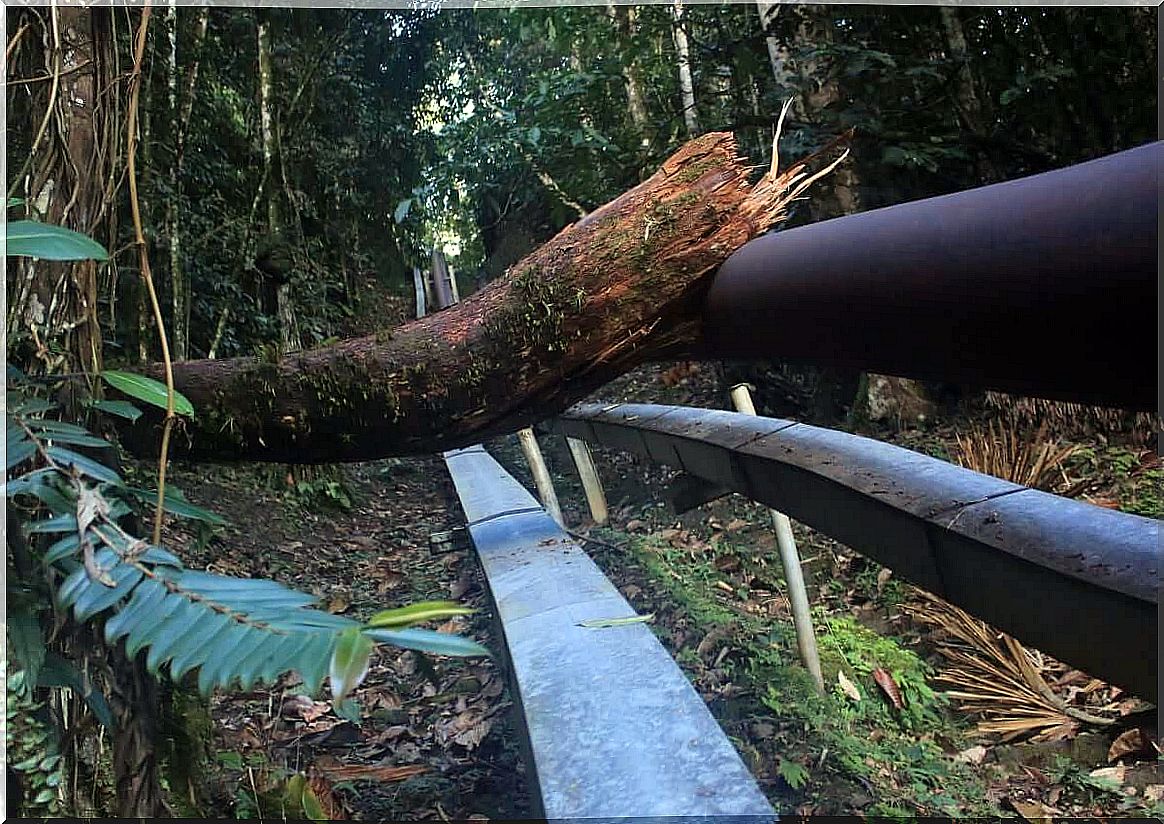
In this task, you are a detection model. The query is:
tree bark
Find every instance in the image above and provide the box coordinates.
[166,3,209,361]
[119,132,843,463]
[256,9,300,353]
[671,0,700,136]
[938,6,999,182]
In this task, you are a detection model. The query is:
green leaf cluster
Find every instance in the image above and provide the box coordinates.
[6,380,489,727]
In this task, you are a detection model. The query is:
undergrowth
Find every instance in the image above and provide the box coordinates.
[597,528,1000,817]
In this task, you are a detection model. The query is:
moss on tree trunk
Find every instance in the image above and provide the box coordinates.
[119,131,842,463]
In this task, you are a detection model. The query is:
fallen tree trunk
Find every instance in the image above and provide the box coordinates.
[121,131,844,463]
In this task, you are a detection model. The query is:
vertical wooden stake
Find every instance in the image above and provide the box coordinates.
[518,427,564,528]
[730,383,825,694]
[567,436,608,525]
[448,263,461,304]
[412,267,427,319]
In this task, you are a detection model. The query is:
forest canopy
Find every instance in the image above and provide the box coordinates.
[7,4,1156,377]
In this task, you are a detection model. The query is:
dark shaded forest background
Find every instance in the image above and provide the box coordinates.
[7,3,1157,378]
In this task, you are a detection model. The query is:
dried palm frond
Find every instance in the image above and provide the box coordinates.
[954,419,1081,494]
[983,391,1160,445]
[905,589,1116,742]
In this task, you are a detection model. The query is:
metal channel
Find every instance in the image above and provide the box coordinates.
[443,446,777,822]
[551,404,1159,699]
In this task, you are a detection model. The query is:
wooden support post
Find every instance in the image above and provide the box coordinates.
[517,427,564,528]
[448,263,461,304]
[412,267,427,319]
[730,383,825,694]
[567,436,608,525]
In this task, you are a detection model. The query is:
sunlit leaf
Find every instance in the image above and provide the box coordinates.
[329,627,373,706]
[577,613,654,629]
[365,600,474,629]
[100,370,194,418]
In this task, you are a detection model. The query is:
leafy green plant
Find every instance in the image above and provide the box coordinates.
[6,220,110,261]
[777,757,810,789]
[289,476,354,512]
[7,389,487,695]
[1046,755,1127,804]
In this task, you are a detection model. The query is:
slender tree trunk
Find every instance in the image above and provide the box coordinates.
[755,0,791,90]
[165,0,187,360]
[792,10,859,219]
[608,4,649,138]
[938,6,999,182]
[256,10,300,352]
[671,0,700,136]
[118,132,844,463]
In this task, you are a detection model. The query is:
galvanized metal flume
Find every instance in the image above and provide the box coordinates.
[552,403,1159,700]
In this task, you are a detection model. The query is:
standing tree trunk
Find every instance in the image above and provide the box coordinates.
[165,0,186,360]
[256,9,300,352]
[164,2,208,361]
[938,6,1000,182]
[671,0,700,136]
[608,4,649,140]
[755,0,792,90]
[7,8,169,816]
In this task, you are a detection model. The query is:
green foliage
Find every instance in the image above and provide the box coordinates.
[777,756,810,790]
[1046,755,1127,804]
[366,601,475,629]
[288,476,354,512]
[6,377,489,750]
[6,220,110,261]
[6,672,66,816]
[606,527,995,816]
[100,371,195,418]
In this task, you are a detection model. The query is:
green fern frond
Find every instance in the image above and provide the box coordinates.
[58,546,357,696]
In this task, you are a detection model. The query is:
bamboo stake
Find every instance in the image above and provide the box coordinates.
[567,436,608,525]
[411,266,426,319]
[730,383,824,693]
[517,427,564,528]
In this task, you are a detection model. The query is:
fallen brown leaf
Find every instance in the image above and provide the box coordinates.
[306,768,349,819]
[1090,765,1126,783]
[871,667,903,709]
[1108,728,1152,763]
[1007,798,1060,820]
[837,670,861,702]
[283,695,332,722]
[453,718,493,749]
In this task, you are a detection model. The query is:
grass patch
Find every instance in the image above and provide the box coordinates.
[594,527,1001,817]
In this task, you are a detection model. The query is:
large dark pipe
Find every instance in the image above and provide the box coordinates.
[704,142,1159,411]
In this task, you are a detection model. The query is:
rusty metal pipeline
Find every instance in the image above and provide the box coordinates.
[703,142,1159,411]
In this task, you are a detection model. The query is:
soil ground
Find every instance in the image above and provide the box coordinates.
[161,360,1161,820]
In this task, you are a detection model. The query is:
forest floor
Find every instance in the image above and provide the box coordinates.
[161,359,1161,820]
